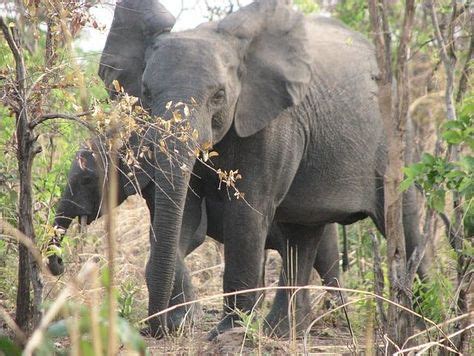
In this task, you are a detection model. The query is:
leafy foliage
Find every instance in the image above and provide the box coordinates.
[335,0,369,34]
[413,272,454,324]
[294,0,319,14]
[402,96,473,234]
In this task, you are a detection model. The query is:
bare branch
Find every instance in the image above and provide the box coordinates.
[456,15,473,103]
[29,111,95,131]
[426,0,457,123]
[0,18,22,70]
[368,0,391,82]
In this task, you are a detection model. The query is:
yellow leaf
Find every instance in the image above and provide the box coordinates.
[112,80,121,92]
[202,141,212,150]
[183,105,190,117]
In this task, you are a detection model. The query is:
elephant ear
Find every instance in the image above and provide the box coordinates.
[99,0,175,98]
[218,0,312,137]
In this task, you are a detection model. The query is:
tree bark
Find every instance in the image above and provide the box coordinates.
[1,17,43,333]
[368,0,417,350]
[428,1,471,353]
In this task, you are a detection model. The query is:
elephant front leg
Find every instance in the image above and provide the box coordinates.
[207,209,268,339]
[165,194,207,333]
[145,249,199,337]
[265,224,325,338]
[166,251,201,331]
[144,188,206,337]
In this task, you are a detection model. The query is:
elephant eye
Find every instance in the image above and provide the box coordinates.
[211,89,226,105]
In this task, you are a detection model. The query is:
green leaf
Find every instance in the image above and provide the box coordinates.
[404,163,425,178]
[0,336,21,356]
[421,153,436,165]
[460,156,474,170]
[399,178,414,192]
[430,190,446,212]
[443,120,464,130]
[442,130,463,144]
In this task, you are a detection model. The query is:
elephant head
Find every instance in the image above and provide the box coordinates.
[46,148,102,275]
[46,131,153,275]
[99,0,312,334]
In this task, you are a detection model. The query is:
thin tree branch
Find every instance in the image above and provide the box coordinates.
[456,15,473,103]
[29,111,95,131]
[0,18,22,70]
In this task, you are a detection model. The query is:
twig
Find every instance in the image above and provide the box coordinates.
[371,233,387,326]
[29,111,94,130]
[335,278,358,352]
[455,13,473,103]
[402,312,473,347]
[0,18,23,71]
[342,225,349,272]
[395,321,473,355]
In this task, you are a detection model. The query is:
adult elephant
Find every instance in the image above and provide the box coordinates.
[46,135,342,333]
[98,0,427,338]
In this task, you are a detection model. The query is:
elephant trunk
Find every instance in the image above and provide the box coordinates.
[47,199,78,275]
[147,136,196,334]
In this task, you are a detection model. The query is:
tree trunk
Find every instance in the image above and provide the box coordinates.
[1,17,43,333]
[368,0,416,350]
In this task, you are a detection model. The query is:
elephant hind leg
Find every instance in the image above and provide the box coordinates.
[313,224,345,309]
[403,186,430,281]
[265,223,325,338]
[314,224,340,288]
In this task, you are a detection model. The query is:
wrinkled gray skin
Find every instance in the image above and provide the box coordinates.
[98,0,428,338]
[47,137,341,333]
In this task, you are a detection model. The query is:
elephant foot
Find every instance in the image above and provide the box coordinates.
[167,303,202,332]
[323,290,344,310]
[264,301,313,338]
[140,324,165,339]
[142,304,202,339]
[207,314,239,340]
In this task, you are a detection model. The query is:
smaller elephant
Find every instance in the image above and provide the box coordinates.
[47,135,342,334]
